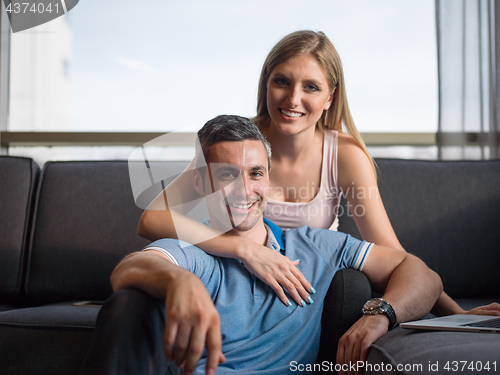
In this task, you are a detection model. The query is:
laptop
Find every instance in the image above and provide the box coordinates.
[400,314,500,333]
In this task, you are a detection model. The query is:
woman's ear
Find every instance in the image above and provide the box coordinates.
[192,169,206,196]
[324,87,336,110]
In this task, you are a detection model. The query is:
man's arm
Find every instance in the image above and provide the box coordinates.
[336,246,443,373]
[111,250,226,375]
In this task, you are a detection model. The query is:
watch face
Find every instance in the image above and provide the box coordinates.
[364,298,383,310]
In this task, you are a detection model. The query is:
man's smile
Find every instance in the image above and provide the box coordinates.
[227,200,259,212]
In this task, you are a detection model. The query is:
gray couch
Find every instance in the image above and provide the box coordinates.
[0,156,499,374]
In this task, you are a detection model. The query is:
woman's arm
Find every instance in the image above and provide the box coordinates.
[137,159,313,306]
[336,134,403,249]
[337,133,499,316]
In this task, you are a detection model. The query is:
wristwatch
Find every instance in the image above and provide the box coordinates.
[362,298,397,329]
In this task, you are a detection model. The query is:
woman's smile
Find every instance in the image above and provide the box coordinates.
[279,108,305,119]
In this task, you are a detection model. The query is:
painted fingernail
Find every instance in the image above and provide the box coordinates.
[293,259,300,262]
[286,300,292,307]
[307,297,314,304]
[300,300,306,307]
[310,287,316,294]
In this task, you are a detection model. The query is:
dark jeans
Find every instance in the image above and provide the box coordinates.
[79,288,182,375]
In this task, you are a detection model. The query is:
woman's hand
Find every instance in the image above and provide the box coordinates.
[463,302,500,316]
[237,241,315,307]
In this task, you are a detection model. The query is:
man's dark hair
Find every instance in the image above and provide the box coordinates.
[195,115,272,170]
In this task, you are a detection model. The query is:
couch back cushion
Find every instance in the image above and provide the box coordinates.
[25,161,195,303]
[338,158,500,299]
[0,156,39,298]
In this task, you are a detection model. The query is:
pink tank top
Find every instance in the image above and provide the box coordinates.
[264,130,341,231]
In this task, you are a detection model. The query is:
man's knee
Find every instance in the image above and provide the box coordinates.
[81,289,168,375]
[101,288,164,323]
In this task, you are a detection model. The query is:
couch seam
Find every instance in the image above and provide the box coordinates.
[23,161,50,295]
[14,160,30,296]
[16,159,39,297]
[0,321,95,330]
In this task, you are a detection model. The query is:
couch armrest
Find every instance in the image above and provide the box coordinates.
[316,269,373,365]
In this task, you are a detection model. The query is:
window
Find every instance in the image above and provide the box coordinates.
[4,0,438,164]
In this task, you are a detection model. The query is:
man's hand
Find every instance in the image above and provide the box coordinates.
[336,314,389,375]
[163,268,226,375]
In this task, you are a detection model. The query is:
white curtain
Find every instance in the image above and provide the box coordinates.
[436,0,499,160]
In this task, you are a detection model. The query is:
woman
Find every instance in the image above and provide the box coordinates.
[139,30,499,316]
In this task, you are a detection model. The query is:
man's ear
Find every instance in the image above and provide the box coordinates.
[192,169,205,196]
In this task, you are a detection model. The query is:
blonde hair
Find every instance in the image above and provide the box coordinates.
[253,30,375,174]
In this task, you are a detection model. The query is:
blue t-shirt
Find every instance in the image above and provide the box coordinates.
[145,218,372,374]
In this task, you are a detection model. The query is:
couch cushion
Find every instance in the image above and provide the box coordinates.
[0,156,39,298]
[25,161,152,303]
[339,158,500,299]
[0,304,98,374]
[366,326,500,374]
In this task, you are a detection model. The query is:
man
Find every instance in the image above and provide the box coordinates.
[81,115,442,375]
